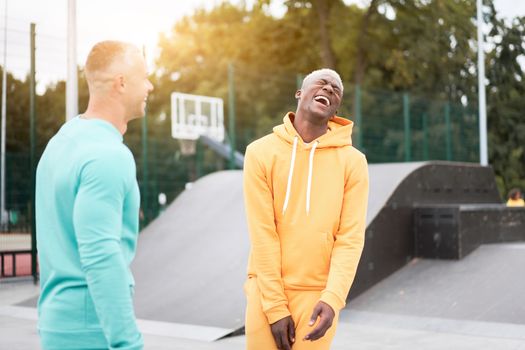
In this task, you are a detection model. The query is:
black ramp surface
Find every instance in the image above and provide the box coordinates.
[345,243,525,324]
[130,163,419,332]
[131,171,249,334]
[351,161,501,297]
[366,162,425,225]
[130,161,506,335]
[21,163,419,329]
[366,161,500,225]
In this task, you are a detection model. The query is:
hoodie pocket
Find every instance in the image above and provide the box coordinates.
[280,229,334,288]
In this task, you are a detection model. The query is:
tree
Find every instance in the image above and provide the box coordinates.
[312,0,339,69]
[354,0,380,85]
[485,2,525,197]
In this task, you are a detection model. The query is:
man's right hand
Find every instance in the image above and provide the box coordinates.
[270,315,295,350]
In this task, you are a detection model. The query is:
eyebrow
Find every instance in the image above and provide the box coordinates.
[318,79,341,91]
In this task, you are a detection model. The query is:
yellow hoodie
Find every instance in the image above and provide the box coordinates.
[506,198,525,207]
[243,112,369,324]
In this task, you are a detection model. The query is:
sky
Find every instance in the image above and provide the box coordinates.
[0,0,524,93]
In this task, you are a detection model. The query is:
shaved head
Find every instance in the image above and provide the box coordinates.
[302,68,344,94]
[84,40,143,93]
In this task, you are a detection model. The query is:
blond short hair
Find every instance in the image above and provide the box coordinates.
[301,68,344,93]
[84,41,141,87]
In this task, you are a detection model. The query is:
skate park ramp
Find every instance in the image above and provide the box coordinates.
[366,161,425,225]
[17,170,250,340]
[131,170,249,339]
[130,162,431,336]
[350,161,512,297]
[18,161,523,342]
[366,161,501,225]
[129,161,523,339]
[342,243,525,337]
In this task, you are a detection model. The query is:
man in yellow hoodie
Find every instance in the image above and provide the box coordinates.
[243,68,369,350]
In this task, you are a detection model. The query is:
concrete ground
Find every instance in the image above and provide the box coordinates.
[2,244,525,349]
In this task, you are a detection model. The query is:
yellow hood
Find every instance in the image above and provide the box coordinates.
[273,112,354,149]
[271,112,355,216]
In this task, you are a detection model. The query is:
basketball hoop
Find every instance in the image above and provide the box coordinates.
[171,92,225,143]
[171,92,225,158]
[178,138,197,156]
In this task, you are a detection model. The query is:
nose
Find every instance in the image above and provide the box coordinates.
[322,83,334,94]
[147,79,154,92]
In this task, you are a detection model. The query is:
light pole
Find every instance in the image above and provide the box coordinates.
[1,0,9,229]
[66,0,78,121]
[477,0,488,166]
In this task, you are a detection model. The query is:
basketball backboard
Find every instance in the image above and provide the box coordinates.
[171,92,225,142]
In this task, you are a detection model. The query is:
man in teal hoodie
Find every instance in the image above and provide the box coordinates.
[36,40,153,349]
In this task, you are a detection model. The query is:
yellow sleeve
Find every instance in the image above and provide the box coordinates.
[320,152,369,311]
[243,145,291,324]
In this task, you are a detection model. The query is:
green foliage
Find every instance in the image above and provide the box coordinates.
[2,0,524,229]
[485,3,525,198]
[355,0,478,98]
[0,68,70,225]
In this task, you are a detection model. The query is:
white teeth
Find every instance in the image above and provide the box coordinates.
[314,95,330,106]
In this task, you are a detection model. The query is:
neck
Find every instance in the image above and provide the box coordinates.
[293,111,330,143]
[82,96,128,135]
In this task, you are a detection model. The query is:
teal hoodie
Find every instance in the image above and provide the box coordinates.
[36,116,143,349]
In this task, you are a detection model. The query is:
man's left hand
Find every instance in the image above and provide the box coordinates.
[303,301,335,341]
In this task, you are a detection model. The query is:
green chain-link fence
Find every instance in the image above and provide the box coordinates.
[0,64,479,279]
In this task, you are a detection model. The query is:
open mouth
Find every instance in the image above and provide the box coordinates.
[314,95,330,106]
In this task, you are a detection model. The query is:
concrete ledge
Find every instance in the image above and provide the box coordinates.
[0,305,232,342]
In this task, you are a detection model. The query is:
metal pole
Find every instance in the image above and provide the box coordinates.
[141,46,149,225]
[477,0,488,166]
[458,106,465,160]
[29,23,37,283]
[151,138,158,218]
[355,84,362,150]
[1,0,8,228]
[422,113,429,160]
[228,63,236,170]
[196,139,202,179]
[403,93,411,162]
[445,102,452,161]
[141,110,148,225]
[66,0,78,121]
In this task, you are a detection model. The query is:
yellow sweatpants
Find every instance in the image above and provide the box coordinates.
[245,277,339,350]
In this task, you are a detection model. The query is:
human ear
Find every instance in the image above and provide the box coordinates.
[295,90,301,99]
[114,75,125,93]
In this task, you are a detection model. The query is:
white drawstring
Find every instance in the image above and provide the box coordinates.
[306,141,319,215]
[282,137,319,216]
[282,136,298,214]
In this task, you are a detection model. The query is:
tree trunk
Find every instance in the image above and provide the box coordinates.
[314,0,337,69]
[354,0,379,85]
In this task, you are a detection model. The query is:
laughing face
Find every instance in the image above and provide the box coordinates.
[295,72,343,122]
[123,49,154,121]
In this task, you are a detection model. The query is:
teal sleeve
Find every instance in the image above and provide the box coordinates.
[73,150,143,350]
